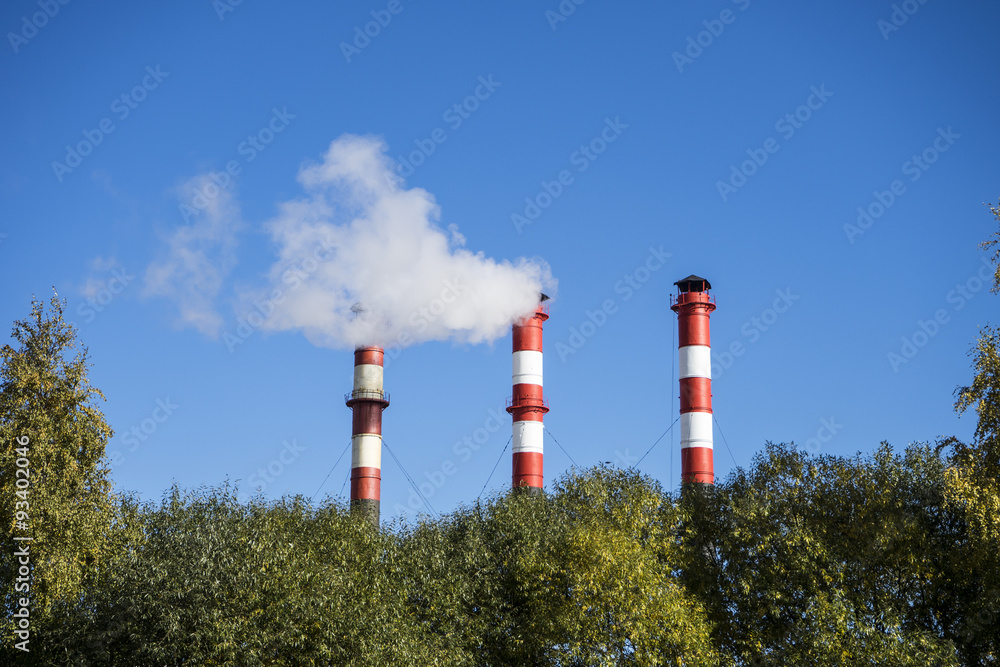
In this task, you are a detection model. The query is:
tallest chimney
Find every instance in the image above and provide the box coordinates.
[670,276,715,485]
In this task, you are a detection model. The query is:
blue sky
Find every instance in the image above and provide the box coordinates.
[2,0,998,521]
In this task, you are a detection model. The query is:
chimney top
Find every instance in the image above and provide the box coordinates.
[674,275,711,293]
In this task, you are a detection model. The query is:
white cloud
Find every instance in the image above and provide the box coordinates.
[142,174,242,337]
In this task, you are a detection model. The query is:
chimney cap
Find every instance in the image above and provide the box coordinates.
[539,293,551,302]
[674,275,712,293]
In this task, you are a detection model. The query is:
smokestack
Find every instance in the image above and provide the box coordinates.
[670,276,715,485]
[507,294,550,492]
[345,346,389,523]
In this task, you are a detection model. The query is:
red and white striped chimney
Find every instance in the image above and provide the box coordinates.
[507,295,550,492]
[670,276,715,485]
[345,346,389,521]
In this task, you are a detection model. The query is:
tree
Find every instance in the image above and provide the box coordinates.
[979,199,1000,294]
[399,469,722,666]
[943,200,1000,664]
[540,467,721,666]
[953,326,1000,470]
[0,292,116,647]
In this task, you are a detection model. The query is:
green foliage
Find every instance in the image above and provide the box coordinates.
[399,469,721,666]
[954,326,1000,468]
[980,199,1000,294]
[680,442,969,665]
[24,457,994,665]
[541,468,720,666]
[34,484,458,666]
[0,293,115,629]
[945,251,1000,666]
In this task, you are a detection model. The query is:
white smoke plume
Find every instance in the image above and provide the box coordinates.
[244,134,555,349]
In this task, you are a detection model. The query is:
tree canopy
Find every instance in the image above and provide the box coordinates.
[8,445,995,665]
